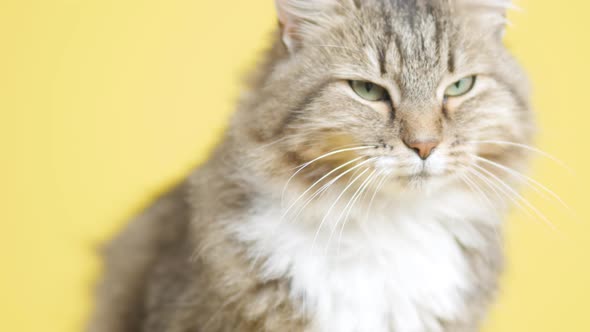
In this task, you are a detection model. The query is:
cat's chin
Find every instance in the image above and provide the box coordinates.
[384,171,459,196]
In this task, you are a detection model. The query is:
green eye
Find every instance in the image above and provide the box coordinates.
[444,76,476,97]
[349,80,389,102]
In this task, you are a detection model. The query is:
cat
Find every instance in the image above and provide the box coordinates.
[88,0,535,331]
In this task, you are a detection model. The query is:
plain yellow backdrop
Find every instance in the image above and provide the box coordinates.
[1,1,588,331]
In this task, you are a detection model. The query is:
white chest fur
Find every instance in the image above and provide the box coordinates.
[234,189,498,332]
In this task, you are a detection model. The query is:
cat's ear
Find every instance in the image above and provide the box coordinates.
[274,0,342,52]
[454,0,515,39]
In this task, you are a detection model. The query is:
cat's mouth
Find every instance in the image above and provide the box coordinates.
[393,164,456,189]
[414,169,432,178]
[372,154,449,181]
[398,170,432,182]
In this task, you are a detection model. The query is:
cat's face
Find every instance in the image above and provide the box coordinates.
[239,0,533,196]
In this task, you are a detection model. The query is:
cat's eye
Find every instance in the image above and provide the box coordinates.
[444,76,476,97]
[349,80,389,102]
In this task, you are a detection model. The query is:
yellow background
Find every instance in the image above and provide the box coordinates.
[1,1,588,331]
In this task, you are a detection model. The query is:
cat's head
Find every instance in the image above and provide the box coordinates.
[234,0,534,198]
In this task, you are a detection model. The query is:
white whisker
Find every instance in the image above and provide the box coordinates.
[459,171,495,211]
[458,171,504,247]
[474,155,574,216]
[329,169,377,256]
[471,163,557,230]
[288,158,377,224]
[365,170,390,223]
[281,156,364,220]
[281,146,376,204]
[312,164,375,251]
[466,166,535,220]
[464,167,507,208]
[338,169,381,254]
[470,140,573,174]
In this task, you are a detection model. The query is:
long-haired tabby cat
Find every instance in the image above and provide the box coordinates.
[89,0,534,331]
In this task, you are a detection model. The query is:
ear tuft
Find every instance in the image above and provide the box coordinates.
[455,0,517,12]
[274,0,341,52]
[454,0,519,38]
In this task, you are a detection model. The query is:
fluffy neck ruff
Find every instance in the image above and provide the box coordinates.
[231,184,502,332]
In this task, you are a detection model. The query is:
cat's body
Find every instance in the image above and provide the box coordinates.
[89,1,534,331]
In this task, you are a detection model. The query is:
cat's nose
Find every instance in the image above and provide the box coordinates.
[404,140,440,160]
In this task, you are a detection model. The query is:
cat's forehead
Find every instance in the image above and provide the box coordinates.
[332,0,453,96]
[354,0,449,30]
[381,2,448,69]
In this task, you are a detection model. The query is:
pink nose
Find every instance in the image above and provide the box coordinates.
[404,140,440,160]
